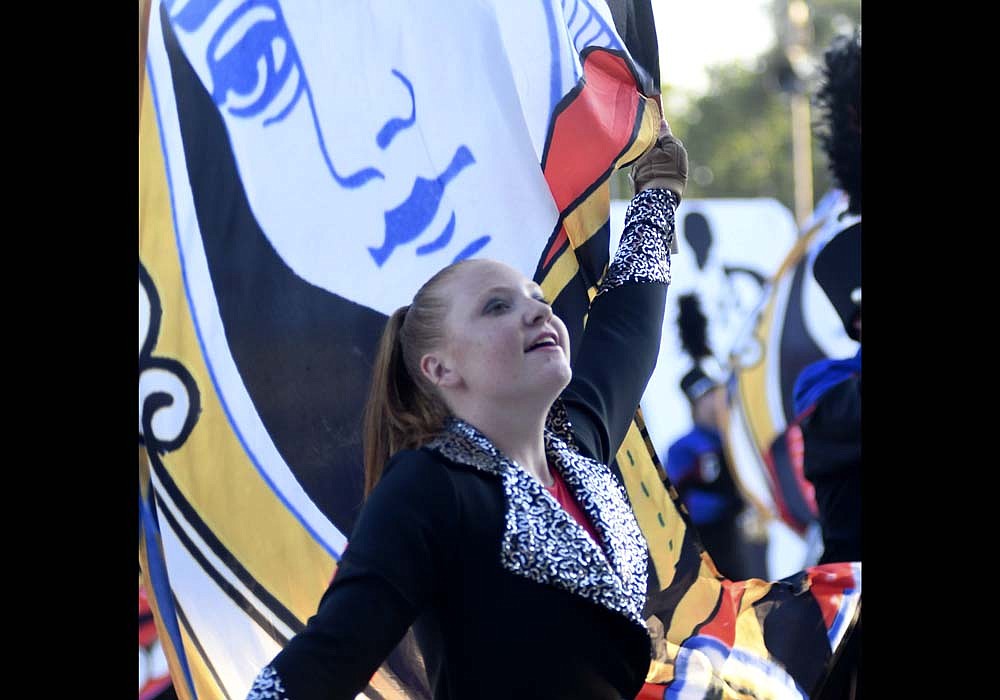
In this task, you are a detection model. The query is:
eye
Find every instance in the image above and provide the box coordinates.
[533,295,551,306]
[483,298,510,314]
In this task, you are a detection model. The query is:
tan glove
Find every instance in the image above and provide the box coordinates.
[630,120,688,200]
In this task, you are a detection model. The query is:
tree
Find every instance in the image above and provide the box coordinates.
[613,0,860,218]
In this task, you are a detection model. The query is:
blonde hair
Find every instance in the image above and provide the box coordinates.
[361,260,475,496]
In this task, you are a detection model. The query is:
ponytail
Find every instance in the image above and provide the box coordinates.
[362,287,456,497]
[363,308,414,495]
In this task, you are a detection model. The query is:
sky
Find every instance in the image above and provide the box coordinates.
[653,0,775,97]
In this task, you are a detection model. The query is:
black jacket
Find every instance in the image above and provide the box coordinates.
[801,374,861,565]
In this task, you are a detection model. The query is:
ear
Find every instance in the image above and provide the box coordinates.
[420,351,461,389]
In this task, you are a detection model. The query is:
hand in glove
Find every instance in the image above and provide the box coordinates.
[630,120,688,200]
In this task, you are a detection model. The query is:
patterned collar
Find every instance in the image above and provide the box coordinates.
[425,408,649,629]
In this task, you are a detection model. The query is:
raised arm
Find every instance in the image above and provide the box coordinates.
[559,121,688,464]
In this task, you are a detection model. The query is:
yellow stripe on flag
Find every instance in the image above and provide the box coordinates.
[539,242,580,303]
[734,580,774,660]
[735,296,778,456]
[140,77,337,624]
[733,214,828,459]
[615,422,688,590]
[664,567,724,648]
[615,95,661,168]
[563,183,610,249]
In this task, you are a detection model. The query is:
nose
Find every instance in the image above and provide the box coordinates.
[524,297,552,326]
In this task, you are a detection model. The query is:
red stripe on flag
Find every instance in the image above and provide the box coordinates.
[542,225,568,268]
[786,423,818,518]
[539,50,643,266]
[697,579,746,647]
[762,443,804,535]
[636,682,666,699]
[543,51,641,209]
[807,563,857,630]
[139,675,173,700]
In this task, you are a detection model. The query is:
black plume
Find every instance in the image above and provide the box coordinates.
[816,30,861,216]
[677,293,712,361]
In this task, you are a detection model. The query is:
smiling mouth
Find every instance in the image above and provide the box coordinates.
[525,336,560,352]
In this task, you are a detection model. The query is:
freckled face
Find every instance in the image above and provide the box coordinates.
[436,260,571,404]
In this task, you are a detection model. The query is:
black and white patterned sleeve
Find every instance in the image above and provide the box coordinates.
[246,665,289,700]
[597,188,678,295]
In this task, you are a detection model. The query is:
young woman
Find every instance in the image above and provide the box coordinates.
[246,122,687,700]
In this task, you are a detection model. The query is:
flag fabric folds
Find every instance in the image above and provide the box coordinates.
[722,189,860,542]
[139,2,859,698]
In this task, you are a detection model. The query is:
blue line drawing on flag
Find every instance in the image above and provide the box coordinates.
[451,235,493,263]
[541,0,628,113]
[565,0,623,54]
[376,70,416,149]
[415,213,456,256]
[368,145,479,266]
[170,0,381,188]
[163,0,509,293]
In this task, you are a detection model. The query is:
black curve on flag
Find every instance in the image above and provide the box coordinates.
[139,261,201,454]
[145,431,306,640]
[162,8,387,537]
[641,522,706,618]
[142,402,292,700]
[758,576,835,695]
[778,261,828,424]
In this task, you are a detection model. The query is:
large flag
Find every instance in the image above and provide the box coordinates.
[139,2,860,698]
[618,196,802,578]
[628,193,862,700]
[722,189,860,566]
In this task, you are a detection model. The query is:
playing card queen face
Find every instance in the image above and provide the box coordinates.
[155,0,644,315]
